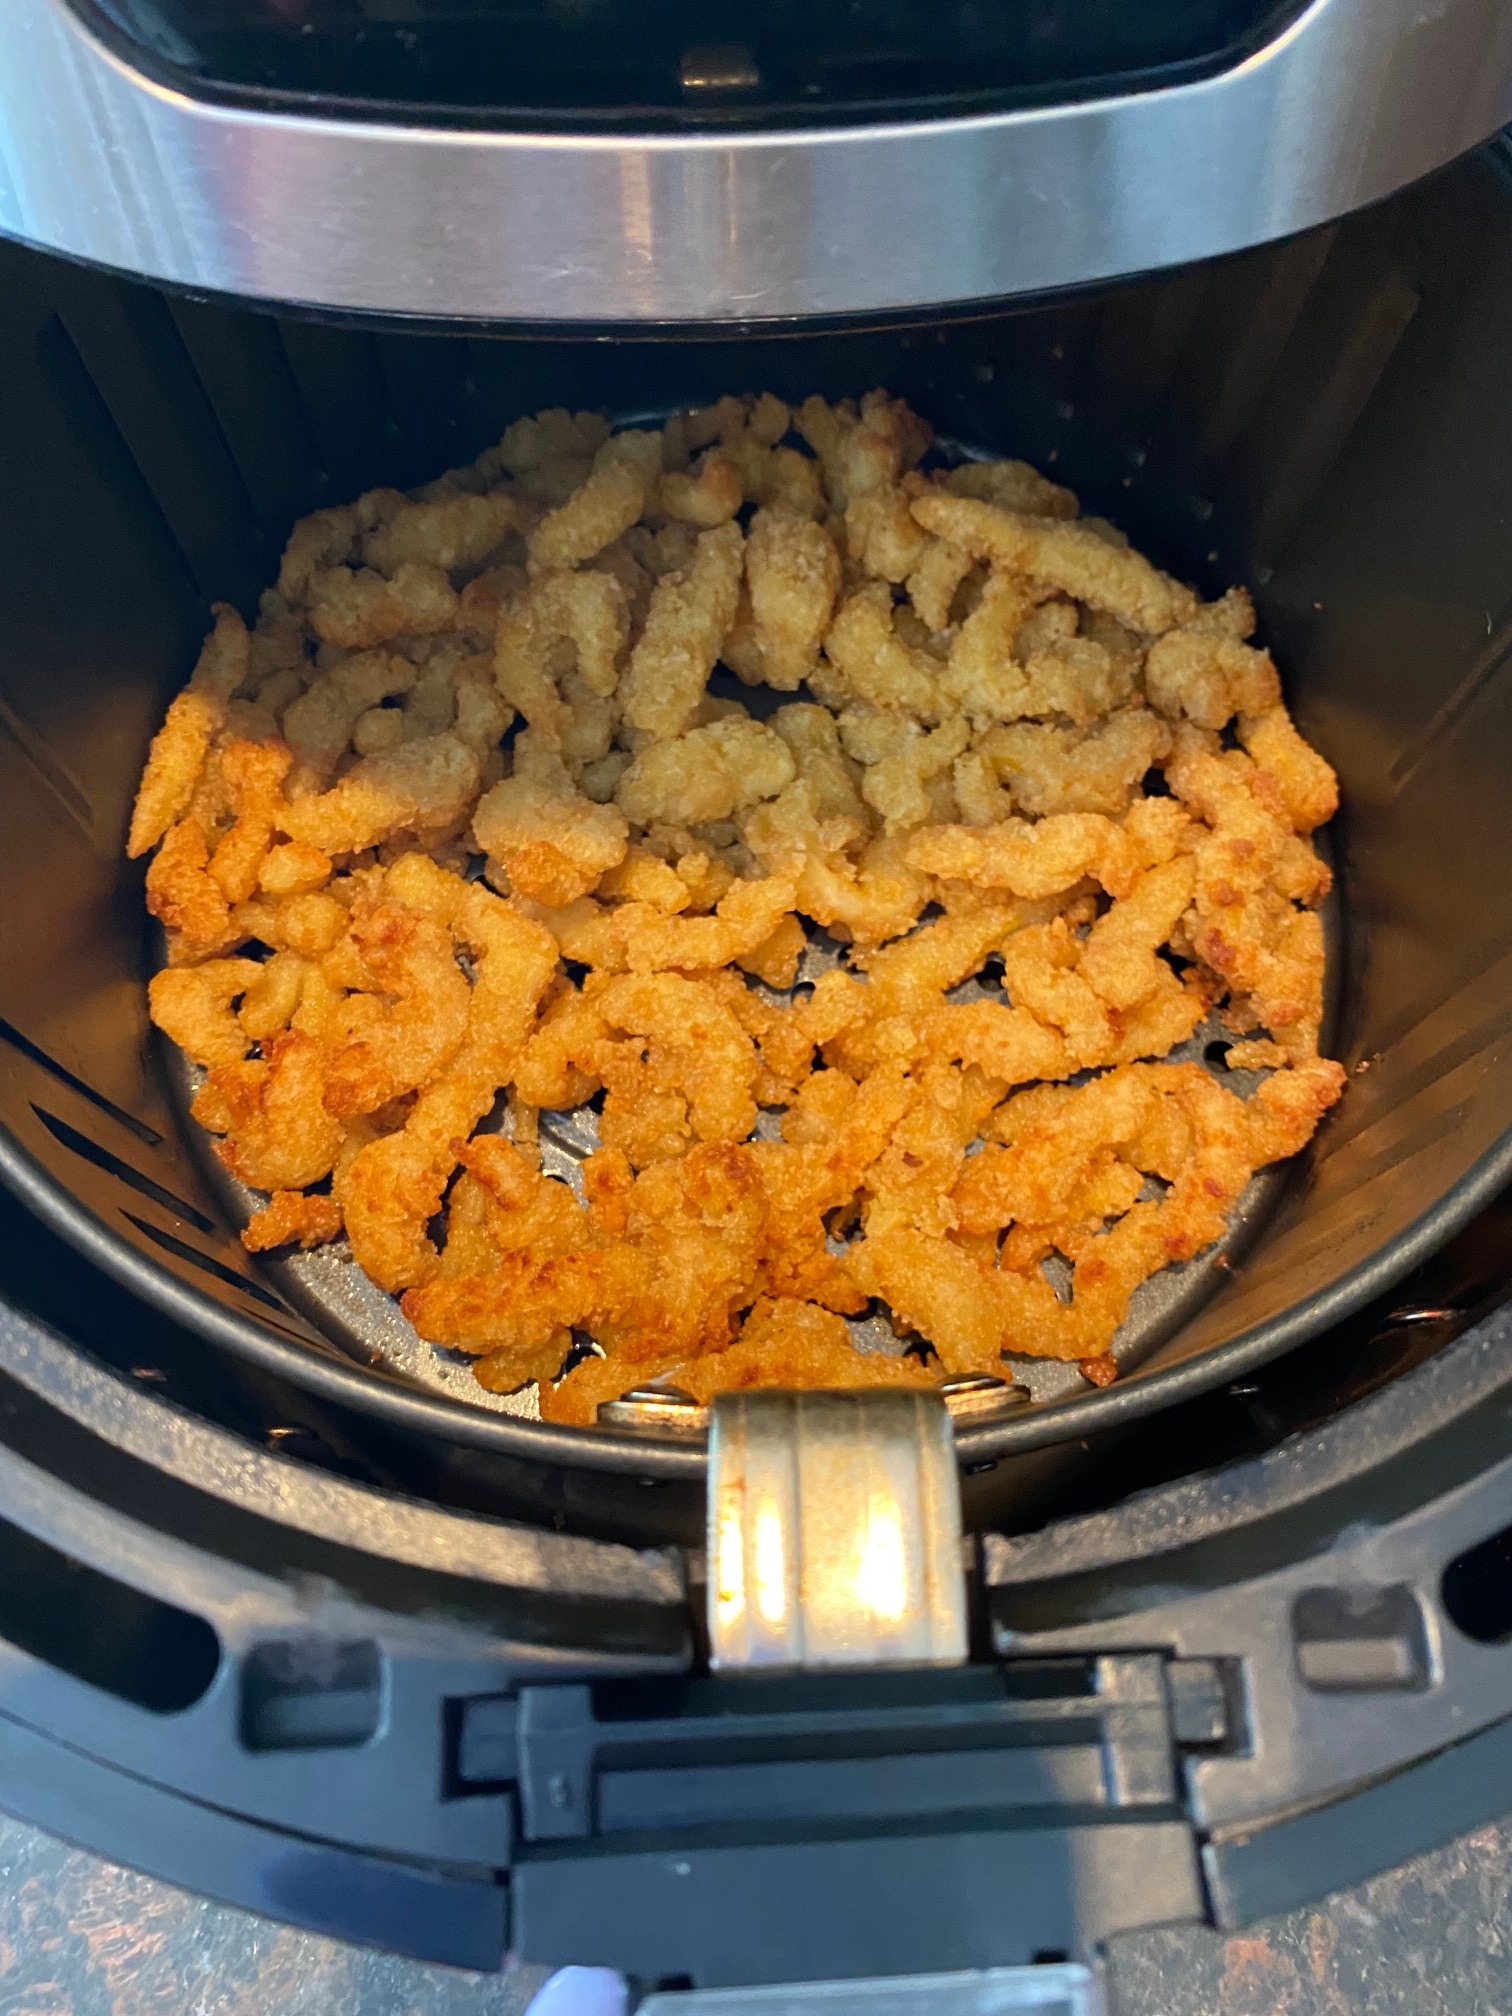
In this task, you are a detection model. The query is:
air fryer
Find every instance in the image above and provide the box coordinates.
[3,0,1512,2003]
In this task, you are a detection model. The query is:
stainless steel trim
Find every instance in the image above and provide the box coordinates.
[2,0,1511,322]
[707,1389,967,1671]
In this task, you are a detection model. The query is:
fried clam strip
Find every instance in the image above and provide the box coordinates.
[473,744,629,907]
[904,797,1190,903]
[909,488,1197,636]
[851,1056,1345,1371]
[671,1298,940,1401]
[318,895,472,1119]
[596,970,763,1158]
[734,507,843,690]
[243,1190,344,1253]
[401,1140,772,1424]
[127,603,252,858]
[144,738,294,958]
[617,522,744,739]
[148,959,263,1068]
[749,1062,916,1311]
[609,871,798,973]
[1165,724,1335,1054]
[493,570,629,748]
[281,733,482,856]
[338,858,559,1292]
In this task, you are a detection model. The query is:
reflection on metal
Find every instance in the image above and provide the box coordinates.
[596,1384,707,1435]
[679,43,762,94]
[600,1372,1029,1438]
[640,1962,1105,2014]
[939,1373,1031,1422]
[707,1389,967,1671]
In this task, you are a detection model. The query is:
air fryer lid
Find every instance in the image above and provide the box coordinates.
[6,146,1512,1513]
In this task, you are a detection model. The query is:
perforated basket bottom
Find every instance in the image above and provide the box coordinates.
[164,914,1306,1423]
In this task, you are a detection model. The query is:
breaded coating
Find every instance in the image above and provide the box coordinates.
[1238,704,1339,832]
[941,458,1079,519]
[617,522,744,739]
[135,392,1341,1415]
[910,489,1197,634]
[128,690,224,859]
[976,708,1171,818]
[660,449,744,528]
[148,959,262,1068]
[474,753,629,906]
[242,1190,345,1252]
[907,536,975,633]
[364,492,518,576]
[282,733,481,855]
[528,459,646,573]
[282,649,416,776]
[744,508,843,689]
[307,563,458,649]
[616,716,795,828]
[824,581,945,720]
[1144,627,1281,729]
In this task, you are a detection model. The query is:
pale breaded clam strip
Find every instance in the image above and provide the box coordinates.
[910,489,1197,635]
[306,562,459,650]
[617,521,745,739]
[363,491,519,576]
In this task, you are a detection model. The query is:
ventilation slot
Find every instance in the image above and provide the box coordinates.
[0,1018,161,1145]
[1443,1525,1512,1644]
[0,1511,218,1712]
[123,1212,284,1311]
[241,1639,384,1752]
[32,1105,212,1231]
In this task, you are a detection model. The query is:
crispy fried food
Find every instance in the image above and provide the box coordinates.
[474,749,629,905]
[307,563,458,649]
[282,650,415,776]
[1144,626,1280,729]
[941,457,1079,519]
[339,873,559,1292]
[617,522,744,739]
[127,603,257,857]
[364,492,518,576]
[742,507,843,689]
[528,460,646,573]
[975,708,1171,818]
[148,959,262,1068]
[242,1189,345,1251]
[910,489,1197,634]
[281,733,481,854]
[823,581,945,721]
[136,390,1342,1415]
[616,715,797,830]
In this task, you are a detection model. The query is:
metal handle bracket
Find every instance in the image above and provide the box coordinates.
[707,1389,967,1672]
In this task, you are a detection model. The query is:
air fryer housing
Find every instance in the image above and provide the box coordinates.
[3,6,1512,1997]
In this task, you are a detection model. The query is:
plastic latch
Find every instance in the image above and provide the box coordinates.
[706,1389,967,1672]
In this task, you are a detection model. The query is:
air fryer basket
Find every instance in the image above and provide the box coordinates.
[6,142,1512,1535]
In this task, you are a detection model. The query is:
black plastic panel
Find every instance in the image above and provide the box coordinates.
[78,0,1303,128]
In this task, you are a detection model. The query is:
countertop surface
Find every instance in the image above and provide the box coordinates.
[0,1802,1506,2014]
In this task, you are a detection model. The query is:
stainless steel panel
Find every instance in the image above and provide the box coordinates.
[1,0,1510,321]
